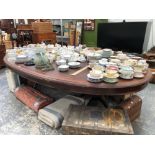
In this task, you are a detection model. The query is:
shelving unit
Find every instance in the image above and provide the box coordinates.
[16,24,33,46]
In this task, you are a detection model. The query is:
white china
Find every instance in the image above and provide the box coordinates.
[68,62,81,69]
[56,59,66,66]
[134,72,144,78]
[58,65,69,72]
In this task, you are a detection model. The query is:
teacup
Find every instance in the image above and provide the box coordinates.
[89,70,103,78]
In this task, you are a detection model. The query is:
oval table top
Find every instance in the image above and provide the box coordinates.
[4,56,152,95]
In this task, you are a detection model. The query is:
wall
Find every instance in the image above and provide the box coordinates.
[82,19,107,47]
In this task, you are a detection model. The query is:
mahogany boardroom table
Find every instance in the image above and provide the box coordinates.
[4,56,152,96]
[4,56,153,121]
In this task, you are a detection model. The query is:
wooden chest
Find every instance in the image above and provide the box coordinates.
[32,32,56,44]
[32,22,52,33]
[120,95,142,122]
[15,86,53,112]
[62,105,134,135]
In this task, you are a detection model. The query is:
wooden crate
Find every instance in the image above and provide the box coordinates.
[32,22,53,33]
[62,105,134,135]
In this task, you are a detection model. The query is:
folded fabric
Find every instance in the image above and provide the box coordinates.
[38,95,85,129]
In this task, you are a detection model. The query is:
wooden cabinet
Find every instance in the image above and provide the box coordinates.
[32,32,56,44]
[0,19,15,34]
[16,24,33,46]
[0,45,6,68]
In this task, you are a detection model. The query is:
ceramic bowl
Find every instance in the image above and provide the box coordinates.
[15,55,29,63]
[58,65,69,72]
[68,62,81,69]
[56,59,66,66]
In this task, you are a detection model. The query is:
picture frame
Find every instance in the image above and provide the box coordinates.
[84,19,95,31]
